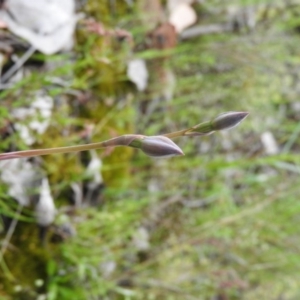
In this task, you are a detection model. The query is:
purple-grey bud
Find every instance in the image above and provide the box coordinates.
[130,136,184,158]
[211,111,249,131]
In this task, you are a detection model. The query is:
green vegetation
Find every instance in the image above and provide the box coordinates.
[1,0,300,299]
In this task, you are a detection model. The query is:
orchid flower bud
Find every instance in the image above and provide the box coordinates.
[182,111,249,137]
[129,135,184,158]
[211,111,249,131]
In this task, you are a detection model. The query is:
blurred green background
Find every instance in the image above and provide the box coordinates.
[1,0,300,299]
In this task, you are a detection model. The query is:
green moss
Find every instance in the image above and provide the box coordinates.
[0,222,54,299]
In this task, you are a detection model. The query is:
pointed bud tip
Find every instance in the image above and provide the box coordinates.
[212,111,249,131]
[140,136,184,158]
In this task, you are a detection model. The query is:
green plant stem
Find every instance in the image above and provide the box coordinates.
[163,129,189,138]
[164,121,213,138]
[0,135,141,160]
[0,141,107,160]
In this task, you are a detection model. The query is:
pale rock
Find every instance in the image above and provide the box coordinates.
[85,150,103,187]
[127,58,149,92]
[0,0,79,54]
[12,93,53,145]
[261,131,278,155]
[169,3,197,33]
[35,178,56,226]
[0,159,37,206]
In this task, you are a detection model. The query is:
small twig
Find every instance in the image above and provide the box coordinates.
[0,45,35,84]
[180,23,233,40]
[0,204,23,260]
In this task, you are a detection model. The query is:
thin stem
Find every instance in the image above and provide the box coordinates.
[0,46,36,84]
[163,129,189,138]
[0,141,107,160]
[164,121,213,138]
[0,135,142,161]
[0,204,23,261]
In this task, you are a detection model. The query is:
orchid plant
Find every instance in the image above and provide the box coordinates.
[0,112,248,160]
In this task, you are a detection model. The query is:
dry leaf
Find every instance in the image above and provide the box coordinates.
[148,22,177,49]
